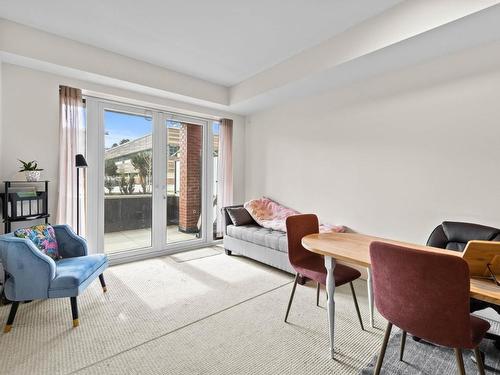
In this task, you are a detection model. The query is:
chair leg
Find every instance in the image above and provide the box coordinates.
[374,322,393,375]
[349,282,364,331]
[454,348,466,375]
[3,301,20,333]
[70,297,79,328]
[316,283,320,307]
[284,273,300,323]
[400,331,407,361]
[474,347,486,375]
[297,275,307,285]
[98,274,107,293]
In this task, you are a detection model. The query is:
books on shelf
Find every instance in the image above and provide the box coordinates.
[2,181,50,232]
[8,186,37,195]
[5,186,43,218]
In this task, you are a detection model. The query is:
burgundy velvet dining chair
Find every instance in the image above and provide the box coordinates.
[284,214,364,330]
[370,241,490,375]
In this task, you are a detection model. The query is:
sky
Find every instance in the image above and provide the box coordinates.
[104,110,151,148]
[104,110,219,149]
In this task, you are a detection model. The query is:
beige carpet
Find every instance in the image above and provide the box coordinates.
[0,249,385,374]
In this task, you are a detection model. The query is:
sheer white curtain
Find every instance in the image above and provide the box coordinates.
[216,119,233,237]
[56,86,85,233]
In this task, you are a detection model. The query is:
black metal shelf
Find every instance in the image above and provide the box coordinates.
[6,214,50,223]
[1,181,50,233]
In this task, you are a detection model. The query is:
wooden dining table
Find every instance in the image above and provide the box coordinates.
[302,232,500,359]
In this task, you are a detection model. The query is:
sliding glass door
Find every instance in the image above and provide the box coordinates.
[86,98,215,259]
[165,120,203,244]
[103,108,153,253]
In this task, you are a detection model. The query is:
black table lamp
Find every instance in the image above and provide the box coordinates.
[75,154,88,235]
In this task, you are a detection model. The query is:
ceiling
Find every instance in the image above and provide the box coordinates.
[0,0,404,86]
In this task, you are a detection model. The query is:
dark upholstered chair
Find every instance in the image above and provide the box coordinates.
[428,221,500,336]
[427,221,500,252]
[370,241,489,375]
[284,214,364,330]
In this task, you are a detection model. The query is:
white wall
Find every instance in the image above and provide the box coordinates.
[245,62,500,244]
[0,63,245,232]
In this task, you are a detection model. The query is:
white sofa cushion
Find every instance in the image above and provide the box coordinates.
[226,224,288,253]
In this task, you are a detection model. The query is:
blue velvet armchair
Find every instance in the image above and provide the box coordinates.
[0,224,108,332]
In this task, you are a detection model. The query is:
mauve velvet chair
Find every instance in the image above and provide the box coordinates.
[284,214,364,330]
[370,241,489,375]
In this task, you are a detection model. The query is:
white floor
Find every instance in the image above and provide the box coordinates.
[104,226,197,253]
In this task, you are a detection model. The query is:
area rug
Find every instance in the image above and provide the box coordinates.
[4,248,485,375]
[170,246,222,262]
[0,250,292,374]
[361,327,500,374]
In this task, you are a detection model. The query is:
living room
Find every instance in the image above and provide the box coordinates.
[1,1,500,374]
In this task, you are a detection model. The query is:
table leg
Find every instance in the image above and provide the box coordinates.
[367,267,374,328]
[324,256,336,359]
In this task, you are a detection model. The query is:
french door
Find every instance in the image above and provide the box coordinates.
[86,98,214,260]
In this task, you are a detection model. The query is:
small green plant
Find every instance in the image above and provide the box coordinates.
[18,160,43,172]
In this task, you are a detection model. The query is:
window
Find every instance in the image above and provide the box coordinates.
[85,97,223,258]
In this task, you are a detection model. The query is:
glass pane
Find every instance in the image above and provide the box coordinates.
[166,120,202,243]
[104,110,153,253]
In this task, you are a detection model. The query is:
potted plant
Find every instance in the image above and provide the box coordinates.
[19,160,43,182]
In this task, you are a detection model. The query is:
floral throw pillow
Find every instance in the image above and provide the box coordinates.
[14,224,60,260]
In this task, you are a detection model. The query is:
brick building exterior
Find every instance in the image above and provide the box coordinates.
[178,123,202,233]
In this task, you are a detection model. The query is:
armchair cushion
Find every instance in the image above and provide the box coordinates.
[53,225,88,258]
[14,224,60,260]
[49,254,107,293]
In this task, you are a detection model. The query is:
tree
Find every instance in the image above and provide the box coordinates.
[104,179,116,194]
[110,139,129,148]
[105,159,118,177]
[131,151,152,194]
[119,174,135,195]
[104,160,118,194]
